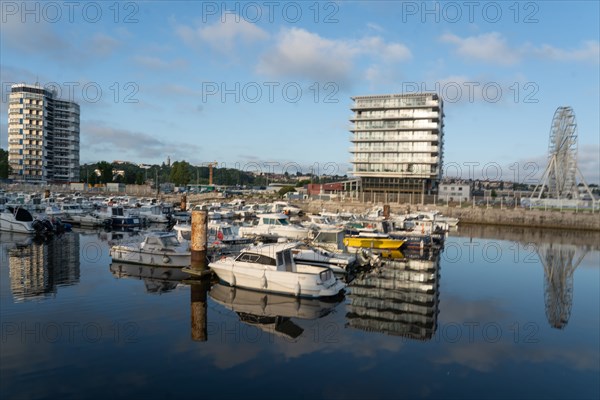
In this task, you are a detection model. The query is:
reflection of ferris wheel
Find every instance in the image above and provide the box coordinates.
[532,107,591,200]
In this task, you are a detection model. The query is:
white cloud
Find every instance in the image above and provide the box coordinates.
[530,41,600,64]
[442,33,600,66]
[175,17,269,53]
[256,28,411,86]
[440,32,519,65]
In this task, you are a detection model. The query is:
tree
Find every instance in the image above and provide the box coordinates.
[278,186,296,198]
[170,161,191,186]
[96,161,114,183]
[0,148,11,179]
[491,189,498,198]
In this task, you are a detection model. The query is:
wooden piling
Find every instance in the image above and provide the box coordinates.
[190,278,210,342]
[190,210,209,273]
[383,204,390,219]
[181,194,187,211]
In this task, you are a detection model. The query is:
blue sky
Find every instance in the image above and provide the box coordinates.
[1,1,599,183]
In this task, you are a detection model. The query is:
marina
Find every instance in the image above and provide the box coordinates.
[1,216,598,398]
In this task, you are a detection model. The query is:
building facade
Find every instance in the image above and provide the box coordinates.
[438,182,471,202]
[350,93,444,196]
[8,84,80,183]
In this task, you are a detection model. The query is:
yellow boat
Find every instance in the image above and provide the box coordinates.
[343,236,405,250]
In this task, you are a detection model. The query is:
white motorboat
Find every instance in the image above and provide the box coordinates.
[208,242,345,298]
[138,205,170,223]
[110,232,190,267]
[238,213,310,240]
[290,243,356,274]
[0,206,39,234]
[209,221,253,249]
[70,212,112,227]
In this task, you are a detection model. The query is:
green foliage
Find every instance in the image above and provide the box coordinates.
[79,160,259,187]
[170,161,191,186]
[278,186,296,198]
[0,148,11,179]
[491,189,498,198]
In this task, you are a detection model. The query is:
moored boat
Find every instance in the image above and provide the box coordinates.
[110,232,190,267]
[207,242,345,298]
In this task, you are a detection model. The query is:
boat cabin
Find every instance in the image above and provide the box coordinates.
[140,233,181,251]
[235,246,297,272]
[258,214,290,226]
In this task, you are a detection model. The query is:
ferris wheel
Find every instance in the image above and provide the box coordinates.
[532,107,585,200]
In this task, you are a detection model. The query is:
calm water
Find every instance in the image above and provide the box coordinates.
[1,225,599,399]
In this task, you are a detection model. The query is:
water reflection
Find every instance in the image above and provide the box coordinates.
[109,263,189,294]
[346,253,441,340]
[537,243,589,329]
[452,225,598,330]
[1,232,80,302]
[209,282,343,340]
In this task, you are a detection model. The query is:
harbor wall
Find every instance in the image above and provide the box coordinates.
[293,200,600,232]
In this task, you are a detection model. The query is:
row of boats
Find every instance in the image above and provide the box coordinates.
[108,205,455,299]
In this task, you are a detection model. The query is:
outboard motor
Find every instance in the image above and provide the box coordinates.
[32,219,46,233]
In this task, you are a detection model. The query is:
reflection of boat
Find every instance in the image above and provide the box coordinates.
[109,232,190,267]
[208,242,346,298]
[210,282,342,320]
[210,283,342,339]
[109,262,188,294]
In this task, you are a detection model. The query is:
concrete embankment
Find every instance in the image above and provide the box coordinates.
[293,200,600,232]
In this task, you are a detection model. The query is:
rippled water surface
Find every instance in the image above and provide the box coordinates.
[1,226,598,399]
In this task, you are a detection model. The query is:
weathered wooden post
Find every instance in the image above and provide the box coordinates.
[383,204,390,220]
[191,210,208,274]
[190,278,210,342]
[181,194,187,211]
[189,209,210,341]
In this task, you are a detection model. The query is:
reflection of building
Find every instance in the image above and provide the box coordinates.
[346,255,440,340]
[8,233,80,302]
[536,243,587,329]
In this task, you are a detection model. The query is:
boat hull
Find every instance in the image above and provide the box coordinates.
[209,260,345,298]
[0,215,35,234]
[110,247,190,268]
[343,237,404,250]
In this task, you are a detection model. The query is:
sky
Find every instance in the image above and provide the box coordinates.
[1,1,599,183]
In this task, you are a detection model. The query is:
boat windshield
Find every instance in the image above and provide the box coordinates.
[314,231,338,243]
[180,231,191,241]
[160,235,180,247]
[276,218,289,226]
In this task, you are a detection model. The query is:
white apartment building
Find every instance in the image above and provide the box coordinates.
[350,93,444,196]
[8,84,80,183]
[438,182,471,202]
